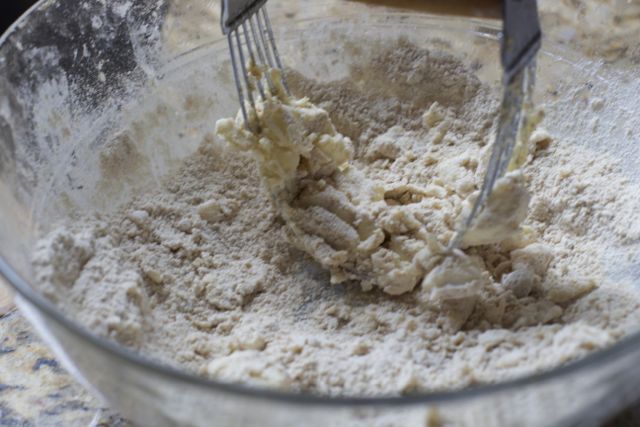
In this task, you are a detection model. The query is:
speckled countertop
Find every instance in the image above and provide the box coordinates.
[0,306,128,427]
[2,0,640,426]
[1,274,130,426]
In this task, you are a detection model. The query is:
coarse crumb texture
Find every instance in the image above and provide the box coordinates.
[215,67,529,299]
[32,41,640,396]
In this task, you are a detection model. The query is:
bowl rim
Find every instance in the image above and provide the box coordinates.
[2,0,639,408]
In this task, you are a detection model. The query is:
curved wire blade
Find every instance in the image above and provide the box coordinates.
[448,61,536,250]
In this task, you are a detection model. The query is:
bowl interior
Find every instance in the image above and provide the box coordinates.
[1,2,640,399]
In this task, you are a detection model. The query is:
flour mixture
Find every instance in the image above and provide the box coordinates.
[216,72,529,299]
[32,40,640,395]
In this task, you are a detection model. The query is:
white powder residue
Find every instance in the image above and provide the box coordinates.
[32,41,640,396]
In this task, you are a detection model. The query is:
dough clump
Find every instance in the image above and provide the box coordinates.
[217,91,529,298]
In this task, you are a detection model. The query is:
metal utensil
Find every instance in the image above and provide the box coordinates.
[221,0,541,249]
[449,0,541,249]
[220,0,290,132]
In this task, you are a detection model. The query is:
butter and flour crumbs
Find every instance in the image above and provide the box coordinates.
[215,73,529,298]
[32,41,640,395]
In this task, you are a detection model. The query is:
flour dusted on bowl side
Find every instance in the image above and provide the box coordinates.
[32,41,640,395]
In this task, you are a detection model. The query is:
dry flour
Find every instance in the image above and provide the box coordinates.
[32,41,640,395]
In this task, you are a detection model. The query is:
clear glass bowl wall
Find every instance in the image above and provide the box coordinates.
[1,1,639,426]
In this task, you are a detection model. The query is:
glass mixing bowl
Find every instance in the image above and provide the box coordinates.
[1,1,640,426]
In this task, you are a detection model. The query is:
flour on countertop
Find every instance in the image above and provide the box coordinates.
[32,41,640,395]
